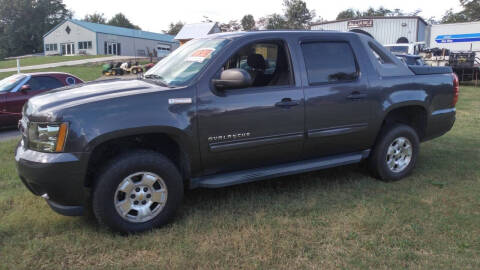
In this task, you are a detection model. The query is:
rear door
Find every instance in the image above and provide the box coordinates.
[299,37,374,159]
[5,76,64,120]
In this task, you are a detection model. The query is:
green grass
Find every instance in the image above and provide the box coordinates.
[0,64,105,82]
[0,55,107,69]
[0,60,153,82]
[0,87,479,269]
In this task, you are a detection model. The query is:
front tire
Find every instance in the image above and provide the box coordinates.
[92,151,183,234]
[368,124,420,181]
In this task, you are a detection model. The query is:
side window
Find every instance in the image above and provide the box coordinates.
[27,76,63,91]
[301,42,358,85]
[369,43,393,65]
[222,41,293,88]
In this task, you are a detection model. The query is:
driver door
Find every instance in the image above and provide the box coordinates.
[196,39,305,175]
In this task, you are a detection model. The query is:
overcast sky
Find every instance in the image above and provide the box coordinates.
[64,0,463,33]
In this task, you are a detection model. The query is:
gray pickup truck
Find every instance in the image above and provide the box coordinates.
[16,31,458,233]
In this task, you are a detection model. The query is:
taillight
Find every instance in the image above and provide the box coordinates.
[452,73,459,106]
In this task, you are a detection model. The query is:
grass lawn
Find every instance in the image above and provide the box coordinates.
[0,86,478,269]
[0,60,154,82]
[0,64,105,82]
[0,55,107,69]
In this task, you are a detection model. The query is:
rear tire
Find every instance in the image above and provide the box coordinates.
[92,151,183,234]
[368,124,420,181]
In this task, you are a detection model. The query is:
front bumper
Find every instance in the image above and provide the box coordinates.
[15,140,88,215]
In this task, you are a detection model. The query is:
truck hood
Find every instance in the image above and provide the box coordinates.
[25,79,169,117]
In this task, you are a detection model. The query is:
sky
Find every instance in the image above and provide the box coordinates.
[64,0,463,33]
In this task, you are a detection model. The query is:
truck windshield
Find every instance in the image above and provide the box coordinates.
[386,46,409,54]
[0,74,26,93]
[145,38,229,87]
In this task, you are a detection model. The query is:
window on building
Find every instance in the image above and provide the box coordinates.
[301,42,358,85]
[45,44,58,52]
[104,42,121,55]
[78,41,92,50]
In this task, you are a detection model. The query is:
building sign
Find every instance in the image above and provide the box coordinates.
[347,19,374,29]
[435,33,480,43]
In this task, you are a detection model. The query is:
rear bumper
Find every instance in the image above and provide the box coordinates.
[424,108,456,141]
[15,140,89,212]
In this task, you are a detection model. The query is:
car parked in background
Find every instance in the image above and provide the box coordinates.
[0,72,83,127]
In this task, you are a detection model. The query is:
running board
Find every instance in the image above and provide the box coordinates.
[191,150,370,189]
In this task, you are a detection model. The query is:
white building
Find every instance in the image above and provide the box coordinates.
[428,21,480,52]
[175,22,221,45]
[311,16,429,45]
[43,19,179,57]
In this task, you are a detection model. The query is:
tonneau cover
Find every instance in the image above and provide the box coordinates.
[409,66,453,75]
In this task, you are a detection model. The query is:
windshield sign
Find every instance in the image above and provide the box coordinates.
[0,74,26,93]
[145,39,229,87]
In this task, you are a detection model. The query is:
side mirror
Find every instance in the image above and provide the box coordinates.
[213,68,252,90]
[20,85,31,93]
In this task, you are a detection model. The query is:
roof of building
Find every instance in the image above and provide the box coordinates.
[43,19,177,43]
[311,16,428,27]
[174,22,221,40]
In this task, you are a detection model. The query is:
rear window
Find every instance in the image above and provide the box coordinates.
[301,42,358,85]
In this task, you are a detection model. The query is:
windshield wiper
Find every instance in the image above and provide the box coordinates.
[143,74,169,87]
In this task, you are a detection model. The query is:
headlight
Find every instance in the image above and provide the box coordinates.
[27,122,68,152]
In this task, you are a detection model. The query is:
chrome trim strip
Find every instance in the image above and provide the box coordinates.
[209,132,304,152]
[308,123,368,138]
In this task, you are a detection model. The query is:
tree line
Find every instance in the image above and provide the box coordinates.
[164,0,319,35]
[1,0,479,59]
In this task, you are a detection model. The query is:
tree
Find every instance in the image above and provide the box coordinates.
[241,14,256,31]
[259,13,288,30]
[84,12,106,24]
[202,16,213,23]
[335,6,410,20]
[0,0,72,58]
[283,0,315,29]
[165,21,184,35]
[107,13,141,30]
[336,9,361,20]
[441,0,480,23]
[258,0,315,30]
[219,20,241,32]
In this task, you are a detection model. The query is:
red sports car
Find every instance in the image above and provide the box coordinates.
[0,72,83,127]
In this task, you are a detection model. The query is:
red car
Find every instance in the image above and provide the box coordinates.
[0,72,83,127]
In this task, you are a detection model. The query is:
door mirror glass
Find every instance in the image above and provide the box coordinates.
[213,68,252,90]
[20,84,31,93]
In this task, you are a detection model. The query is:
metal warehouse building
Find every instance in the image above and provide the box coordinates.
[311,16,429,45]
[43,19,179,57]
